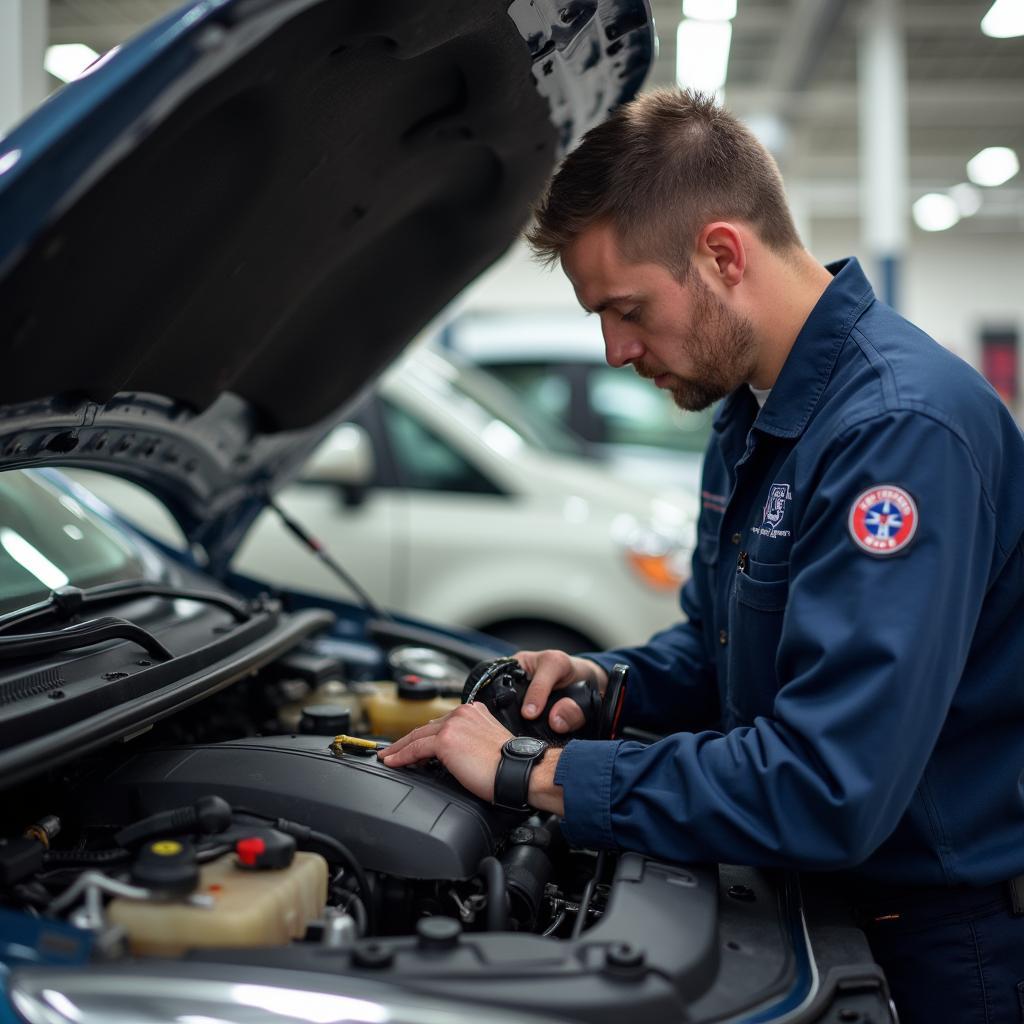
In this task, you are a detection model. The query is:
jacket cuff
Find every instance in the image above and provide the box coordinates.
[554,738,622,848]
[578,652,619,676]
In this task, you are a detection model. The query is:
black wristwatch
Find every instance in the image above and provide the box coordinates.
[493,736,549,811]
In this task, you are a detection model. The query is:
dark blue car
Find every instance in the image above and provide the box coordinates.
[0,2,894,1021]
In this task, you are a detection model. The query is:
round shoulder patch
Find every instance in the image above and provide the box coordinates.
[848,485,918,556]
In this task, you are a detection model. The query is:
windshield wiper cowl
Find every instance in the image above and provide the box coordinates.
[0,582,251,637]
[0,616,173,662]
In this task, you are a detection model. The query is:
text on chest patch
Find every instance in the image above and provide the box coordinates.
[752,482,793,539]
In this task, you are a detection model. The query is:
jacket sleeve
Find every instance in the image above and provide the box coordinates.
[580,567,720,735]
[556,410,999,868]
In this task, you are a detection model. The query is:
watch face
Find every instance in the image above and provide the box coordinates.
[507,736,546,758]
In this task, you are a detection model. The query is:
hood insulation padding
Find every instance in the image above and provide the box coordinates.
[0,0,556,431]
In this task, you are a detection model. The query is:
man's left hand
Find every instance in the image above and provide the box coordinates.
[378,702,513,802]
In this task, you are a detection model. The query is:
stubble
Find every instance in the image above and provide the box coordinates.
[636,276,757,412]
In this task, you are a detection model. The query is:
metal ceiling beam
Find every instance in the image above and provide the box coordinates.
[762,0,848,98]
[728,83,1024,122]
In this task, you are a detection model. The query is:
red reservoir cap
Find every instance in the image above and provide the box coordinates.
[234,829,296,870]
[236,837,266,867]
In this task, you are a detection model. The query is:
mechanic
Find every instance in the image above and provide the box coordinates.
[380,89,1024,1022]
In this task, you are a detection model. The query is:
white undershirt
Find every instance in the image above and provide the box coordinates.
[749,384,772,409]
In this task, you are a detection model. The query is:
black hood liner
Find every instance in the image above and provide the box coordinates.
[0,0,556,432]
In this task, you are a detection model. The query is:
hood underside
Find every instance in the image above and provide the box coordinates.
[0,0,652,564]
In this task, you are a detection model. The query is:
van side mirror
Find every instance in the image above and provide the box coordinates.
[301,423,375,506]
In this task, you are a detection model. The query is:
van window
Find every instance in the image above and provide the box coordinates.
[380,401,501,495]
[586,367,713,453]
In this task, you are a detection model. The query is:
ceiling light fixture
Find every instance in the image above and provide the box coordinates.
[676,18,733,95]
[682,0,737,20]
[981,0,1024,38]
[912,193,960,232]
[966,146,1020,187]
[44,43,100,83]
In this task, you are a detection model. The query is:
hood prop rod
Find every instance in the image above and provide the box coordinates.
[267,499,394,623]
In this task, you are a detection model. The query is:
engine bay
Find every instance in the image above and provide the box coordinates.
[0,603,890,1023]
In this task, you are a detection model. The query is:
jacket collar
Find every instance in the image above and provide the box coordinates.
[713,257,876,439]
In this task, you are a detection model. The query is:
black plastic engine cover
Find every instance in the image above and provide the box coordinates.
[85,735,518,879]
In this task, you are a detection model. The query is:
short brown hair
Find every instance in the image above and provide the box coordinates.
[527,89,802,277]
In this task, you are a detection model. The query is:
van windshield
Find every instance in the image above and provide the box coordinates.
[448,364,588,458]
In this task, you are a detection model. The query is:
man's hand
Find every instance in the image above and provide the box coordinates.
[378,702,513,802]
[516,649,609,734]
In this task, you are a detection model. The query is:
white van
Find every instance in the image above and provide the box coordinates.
[233,348,698,652]
[441,310,713,493]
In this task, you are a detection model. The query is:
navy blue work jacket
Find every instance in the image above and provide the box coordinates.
[556,257,1024,887]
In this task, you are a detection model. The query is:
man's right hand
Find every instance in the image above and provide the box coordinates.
[514,650,609,735]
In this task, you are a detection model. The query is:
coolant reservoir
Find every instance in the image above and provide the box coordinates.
[277,679,365,733]
[107,850,328,956]
[362,679,459,739]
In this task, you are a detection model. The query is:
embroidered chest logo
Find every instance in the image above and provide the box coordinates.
[752,483,792,538]
[848,484,918,555]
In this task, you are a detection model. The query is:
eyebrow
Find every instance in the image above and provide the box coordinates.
[579,293,638,315]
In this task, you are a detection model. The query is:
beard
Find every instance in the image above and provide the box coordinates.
[635,276,757,412]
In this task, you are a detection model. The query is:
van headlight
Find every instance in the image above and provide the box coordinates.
[612,512,694,592]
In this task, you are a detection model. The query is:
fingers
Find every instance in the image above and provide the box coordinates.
[517,649,572,719]
[381,715,447,758]
[379,734,439,768]
[548,695,586,733]
[379,704,495,768]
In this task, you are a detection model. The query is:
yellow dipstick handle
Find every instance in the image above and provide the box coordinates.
[330,734,386,757]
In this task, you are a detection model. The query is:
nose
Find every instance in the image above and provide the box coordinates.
[601,317,644,368]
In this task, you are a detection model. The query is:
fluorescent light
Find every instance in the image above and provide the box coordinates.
[913,193,960,232]
[0,150,20,177]
[948,182,983,217]
[966,146,1020,186]
[683,0,737,20]
[0,529,69,589]
[981,0,1024,37]
[676,19,733,94]
[44,43,100,83]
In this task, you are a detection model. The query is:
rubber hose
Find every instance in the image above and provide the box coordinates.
[571,849,606,939]
[478,855,508,932]
[296,826,376,936]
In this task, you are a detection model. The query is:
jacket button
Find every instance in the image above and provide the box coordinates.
[731,532,742,544]
[719,630,728,646]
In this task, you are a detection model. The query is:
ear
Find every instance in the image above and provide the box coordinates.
[696,222,745,287]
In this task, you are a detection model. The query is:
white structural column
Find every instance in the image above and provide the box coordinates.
[858,0,908,309]
[0,0,48,137]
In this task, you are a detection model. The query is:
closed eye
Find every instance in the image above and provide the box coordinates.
[620,307,640,323]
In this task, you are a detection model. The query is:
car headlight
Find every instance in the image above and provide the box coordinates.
[9,968,566,1024]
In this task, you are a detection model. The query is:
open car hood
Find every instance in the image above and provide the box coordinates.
[0,0,653,570]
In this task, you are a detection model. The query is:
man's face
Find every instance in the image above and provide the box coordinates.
[562,222,757,411]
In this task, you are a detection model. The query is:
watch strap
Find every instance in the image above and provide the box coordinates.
[493,742,547,810]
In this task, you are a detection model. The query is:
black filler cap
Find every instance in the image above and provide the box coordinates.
[299,705,353,735]
[397,674,440,701]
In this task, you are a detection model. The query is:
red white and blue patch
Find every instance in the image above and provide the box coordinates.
[848,485,918,556]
